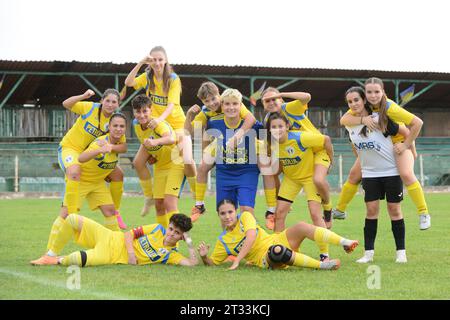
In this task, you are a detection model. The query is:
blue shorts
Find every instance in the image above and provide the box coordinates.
[216,172,259,209]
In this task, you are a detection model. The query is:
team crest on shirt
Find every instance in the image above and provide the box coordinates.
[286,146,295,156]
[65,155,73,163]
[158,248,169,256]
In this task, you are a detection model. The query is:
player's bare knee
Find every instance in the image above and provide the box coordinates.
[387,203,402,218]
[155,200,165,213]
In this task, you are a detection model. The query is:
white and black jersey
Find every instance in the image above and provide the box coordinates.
[346,113,399,178]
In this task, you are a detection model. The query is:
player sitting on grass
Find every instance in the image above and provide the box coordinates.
[31,213,198,267]
[197,199,358,270]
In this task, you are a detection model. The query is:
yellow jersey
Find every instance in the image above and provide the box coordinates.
[133,72,186,129]
[347,98,415,143]
[131,224,185,265]
[272,131,325,180]
[191,103,251,128]
[210,211,273,265]
[132,119,178,170]
[60,101,125,152]
[264,100,321,134]
[80,134,119,183]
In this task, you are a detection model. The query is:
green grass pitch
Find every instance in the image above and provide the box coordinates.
[0,193,449,300]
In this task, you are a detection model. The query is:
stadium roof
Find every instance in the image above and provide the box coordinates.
[1,60,450,110]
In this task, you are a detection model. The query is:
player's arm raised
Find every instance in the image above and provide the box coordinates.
[124,55,153,88]
[197,241,215,266]
[62,89,95,110]
[178,232,199,267]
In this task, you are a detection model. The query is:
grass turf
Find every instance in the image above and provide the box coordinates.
[0,193,449,300]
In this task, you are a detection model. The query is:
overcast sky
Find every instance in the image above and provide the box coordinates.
[1,0,449,72]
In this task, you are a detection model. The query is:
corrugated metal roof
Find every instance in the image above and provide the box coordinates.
[1,60,450,109]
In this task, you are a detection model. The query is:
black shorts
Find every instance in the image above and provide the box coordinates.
[362,176,403,203]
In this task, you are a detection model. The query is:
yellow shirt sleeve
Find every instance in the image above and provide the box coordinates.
[154,121,173,138]
[239,103,251,118]
[285,100,308,116]
[71,101,94,116]
[167,77,181,106]
[133,73,148,91]
[166,251,186,265]
[299,132,325,149]
[209,240,230,265]
[240,211,257,232]
[386,102,415,126]
[192,112,208,128]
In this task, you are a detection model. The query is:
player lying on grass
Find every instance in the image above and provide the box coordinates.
[31,213,198,267]
[197,199,358,271]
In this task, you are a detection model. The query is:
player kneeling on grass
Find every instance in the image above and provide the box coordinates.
[197,199,358,271]
[31,213,198,267]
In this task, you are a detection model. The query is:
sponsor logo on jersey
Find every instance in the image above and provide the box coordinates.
[353,141,381,151]
[138,236,161,262]
[151,94,168,106]
[280,156,301,166]
[65,155,73,163]
[84,122,105,138]
[98,160,118,170]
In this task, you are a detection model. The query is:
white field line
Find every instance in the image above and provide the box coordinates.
[0,267,133,300]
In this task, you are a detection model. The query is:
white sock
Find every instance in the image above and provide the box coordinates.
[195,201,204,206]
[47,250,57,257]
[339,238,353,246]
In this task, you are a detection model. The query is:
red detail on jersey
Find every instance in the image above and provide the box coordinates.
[132,226,144,239]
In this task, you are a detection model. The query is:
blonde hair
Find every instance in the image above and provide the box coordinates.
[221,88,242,103]
[197,82,220,100]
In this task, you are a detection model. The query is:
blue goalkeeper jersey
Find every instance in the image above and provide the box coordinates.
[206,115,263,183]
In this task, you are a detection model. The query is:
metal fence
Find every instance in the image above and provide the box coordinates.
[1,151,449,193]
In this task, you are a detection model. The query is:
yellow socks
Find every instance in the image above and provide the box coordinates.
[264,188,277,212]
[187,176,197,197]
[46,216,65,251]
[195,182,207,205]
[336,181,359,212]
[50,214,80,255]
[314,227,344,246]
[406,181,428,214]
[109,181,123,211]
[103,215,120,231]
[65,179,80,214]
[139,179,153,198]
[156,214,168,228]
[322,201,332,211]
[292,252,321,269]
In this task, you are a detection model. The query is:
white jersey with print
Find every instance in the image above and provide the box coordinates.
[346,114,398,178]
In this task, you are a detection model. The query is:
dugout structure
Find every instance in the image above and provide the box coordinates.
[1,60,450,192]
